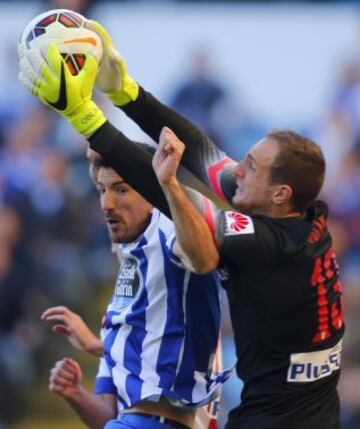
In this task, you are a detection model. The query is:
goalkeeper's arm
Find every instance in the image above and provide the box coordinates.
[88,19,237,204]
[88,121,172,218]
[18,44,171,217]
[121,87,237,204]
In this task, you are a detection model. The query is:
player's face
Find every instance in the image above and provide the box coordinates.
[96,167,153,243]
[232,138,280,214]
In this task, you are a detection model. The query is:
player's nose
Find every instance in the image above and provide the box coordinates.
[101,190,116,211]
[235,160,246,178]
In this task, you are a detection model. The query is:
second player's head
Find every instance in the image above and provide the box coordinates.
[232,130,325,217]
[93,157,153,243]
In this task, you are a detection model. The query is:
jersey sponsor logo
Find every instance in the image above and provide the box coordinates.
[46,62,67,111]
[287,339,342,382]
[113,256,142,310]
[224,212,254,236]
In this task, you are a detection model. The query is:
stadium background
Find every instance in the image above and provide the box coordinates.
[0,0,360,428]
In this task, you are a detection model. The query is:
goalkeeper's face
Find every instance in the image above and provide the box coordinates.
[96,167,153,243]
[232,138,284,215]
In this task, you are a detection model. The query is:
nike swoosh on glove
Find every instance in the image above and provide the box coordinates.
[18,43,106,137]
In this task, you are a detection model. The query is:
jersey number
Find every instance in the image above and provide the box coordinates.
[311,248,344,343]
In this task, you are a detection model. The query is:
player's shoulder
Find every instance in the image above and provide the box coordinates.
[154,209,175,237]
[145,208,177,251]
[219,211,282,266]
[222,211,256,237]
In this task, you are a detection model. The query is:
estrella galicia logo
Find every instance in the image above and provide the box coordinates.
[112,256,142,311]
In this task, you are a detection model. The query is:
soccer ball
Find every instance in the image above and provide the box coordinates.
[19,9,102,75]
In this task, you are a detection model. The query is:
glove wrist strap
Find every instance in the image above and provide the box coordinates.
[68,101,107,137]
[106,76,139,107]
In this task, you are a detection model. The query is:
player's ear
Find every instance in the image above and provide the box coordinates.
[272,184,293,206]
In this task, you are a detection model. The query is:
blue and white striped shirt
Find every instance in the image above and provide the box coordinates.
[94,209,225,410]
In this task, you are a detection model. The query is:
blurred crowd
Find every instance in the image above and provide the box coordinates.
[1,0,360,428]
[0,99,115,423]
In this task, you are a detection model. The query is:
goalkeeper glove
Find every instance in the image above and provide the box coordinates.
[18,43,106,138]
[86,19,139,106]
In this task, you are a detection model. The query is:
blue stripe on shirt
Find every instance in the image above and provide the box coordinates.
[173,272,220,398]
[156,229,186,389]
[123,236,149,403]
[94,376,117,395]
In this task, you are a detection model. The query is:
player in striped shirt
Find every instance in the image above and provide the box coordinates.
[42,156,228,429]
[18,21,343,429]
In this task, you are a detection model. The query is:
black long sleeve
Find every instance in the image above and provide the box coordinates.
[120,87,237,204]
[88,121,171,219]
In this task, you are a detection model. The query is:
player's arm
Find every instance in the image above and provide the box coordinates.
[89,122,172,218]
[49,358,117,429]
[41,306,104,357]
[18,44,172,218]
[122,87,238,204]
[151,128,275,272]
[153,128,220,274]
[88,20,238,204]
[17,43,224,218]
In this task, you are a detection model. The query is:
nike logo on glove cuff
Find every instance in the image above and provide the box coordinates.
[47,62,67,111]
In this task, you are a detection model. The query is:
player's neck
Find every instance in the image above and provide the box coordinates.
[265,203,303,219]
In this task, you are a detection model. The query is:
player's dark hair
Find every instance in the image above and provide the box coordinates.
[92,156,109,169]
[267,130,325,212]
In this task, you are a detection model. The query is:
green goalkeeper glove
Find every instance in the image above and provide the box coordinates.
[86,19,139,106]
[18,43,106,137]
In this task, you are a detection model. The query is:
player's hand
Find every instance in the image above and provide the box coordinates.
[86,19,139,106]
[49,358,82,399]
[152,127,185,187]
[41,306,104,356]
[18,43,106,137]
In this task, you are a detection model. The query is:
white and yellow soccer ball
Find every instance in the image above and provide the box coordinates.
[18,9,102,75]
